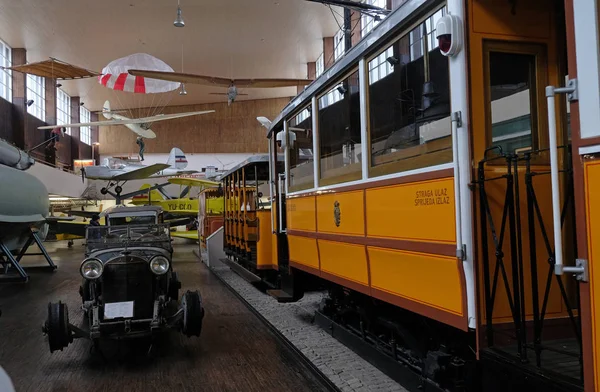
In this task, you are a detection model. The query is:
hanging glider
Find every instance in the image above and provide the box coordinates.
[1,57,99,80]
[127,69,313,88]
[38,100,215,138]
[127,69,312,105]
[39,54,215,138]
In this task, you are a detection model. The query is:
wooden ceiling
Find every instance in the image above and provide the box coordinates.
[0,0,342,111]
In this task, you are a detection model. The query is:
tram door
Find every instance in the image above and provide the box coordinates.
[269,130,290,277]
[469,0,583,388]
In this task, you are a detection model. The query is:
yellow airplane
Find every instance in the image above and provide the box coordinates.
[131,177,222,240]
[50,214,106,247]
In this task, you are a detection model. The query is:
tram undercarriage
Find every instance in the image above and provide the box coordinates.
[317,282,478,392]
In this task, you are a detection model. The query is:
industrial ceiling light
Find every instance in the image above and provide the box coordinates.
[26,99,34,107]
[174,0,184,27]
[179,83,187,95]
[80,102,85,106]
[56,83,62,88]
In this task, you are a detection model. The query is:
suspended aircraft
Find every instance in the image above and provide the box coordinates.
[127,69,313,106]
[82,147,197,195]
[37,54,216,138]
[38,100,214,139]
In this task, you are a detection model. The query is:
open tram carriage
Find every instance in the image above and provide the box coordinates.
[221,155,309,299]
[221,0,600,390]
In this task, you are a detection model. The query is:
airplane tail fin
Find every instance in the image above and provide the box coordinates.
[102,100,112,119]
[131,184,165,205]
[167,147,188,170]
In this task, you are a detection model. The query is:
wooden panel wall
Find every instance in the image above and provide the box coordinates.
[0,97,13,142]
[98,97,291,155]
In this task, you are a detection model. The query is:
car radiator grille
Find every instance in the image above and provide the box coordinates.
[101,261,155,319]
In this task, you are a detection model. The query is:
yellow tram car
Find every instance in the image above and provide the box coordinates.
[222,0,600,390]
[222,155,296,293]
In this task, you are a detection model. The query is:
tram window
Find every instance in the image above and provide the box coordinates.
[488,51,537,153]
[287,105,314,192]
[318,69,362,186]
[368,7,452,177]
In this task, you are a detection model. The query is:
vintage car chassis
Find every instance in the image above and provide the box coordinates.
[43,290,204,353]
[42,222,205,353]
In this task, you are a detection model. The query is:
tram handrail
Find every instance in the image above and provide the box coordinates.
[451,111,464,260]
[268,140,275,234]
[545,81,587,281]
[545,86,564,275]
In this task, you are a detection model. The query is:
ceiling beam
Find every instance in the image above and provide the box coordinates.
[303,0,391,15]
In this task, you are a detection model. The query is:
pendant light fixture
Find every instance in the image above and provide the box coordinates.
[174,0,184,27]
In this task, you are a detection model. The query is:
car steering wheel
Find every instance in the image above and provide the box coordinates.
[119,231,143,240]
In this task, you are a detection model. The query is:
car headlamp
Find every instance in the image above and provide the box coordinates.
[80,258,103,280]
[149,256,169,275]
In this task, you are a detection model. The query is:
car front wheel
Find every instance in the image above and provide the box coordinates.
[43,301,72,353]
[181,290,204,338]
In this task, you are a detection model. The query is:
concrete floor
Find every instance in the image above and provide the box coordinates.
[0,239,330,392]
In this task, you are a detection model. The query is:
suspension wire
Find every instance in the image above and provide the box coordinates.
[328,4,344,31]
[324,6,362,73]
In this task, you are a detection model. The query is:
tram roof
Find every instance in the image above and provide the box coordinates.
[222,154,283,179]
[267,0,435,137]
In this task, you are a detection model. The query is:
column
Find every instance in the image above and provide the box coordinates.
[45,77,62,166]
[91,112,99,164]
[44,77,57,125]
[11,48,26,149]
[323,37,334,69]
[297,62,318,95]
[307,62,316,80]
[351,10,362,47]
[70,96,81,159]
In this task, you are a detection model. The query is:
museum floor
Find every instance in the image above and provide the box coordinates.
[0,240,330,392]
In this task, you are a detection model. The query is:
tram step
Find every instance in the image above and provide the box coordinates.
[266,289,294,303]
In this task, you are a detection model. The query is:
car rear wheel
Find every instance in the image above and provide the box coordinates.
[181,290,204,337]
[43,301,72,353]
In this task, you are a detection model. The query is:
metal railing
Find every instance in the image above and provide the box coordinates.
[474,145,582,383]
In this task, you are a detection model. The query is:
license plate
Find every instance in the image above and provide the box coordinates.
[104,301,134,319]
